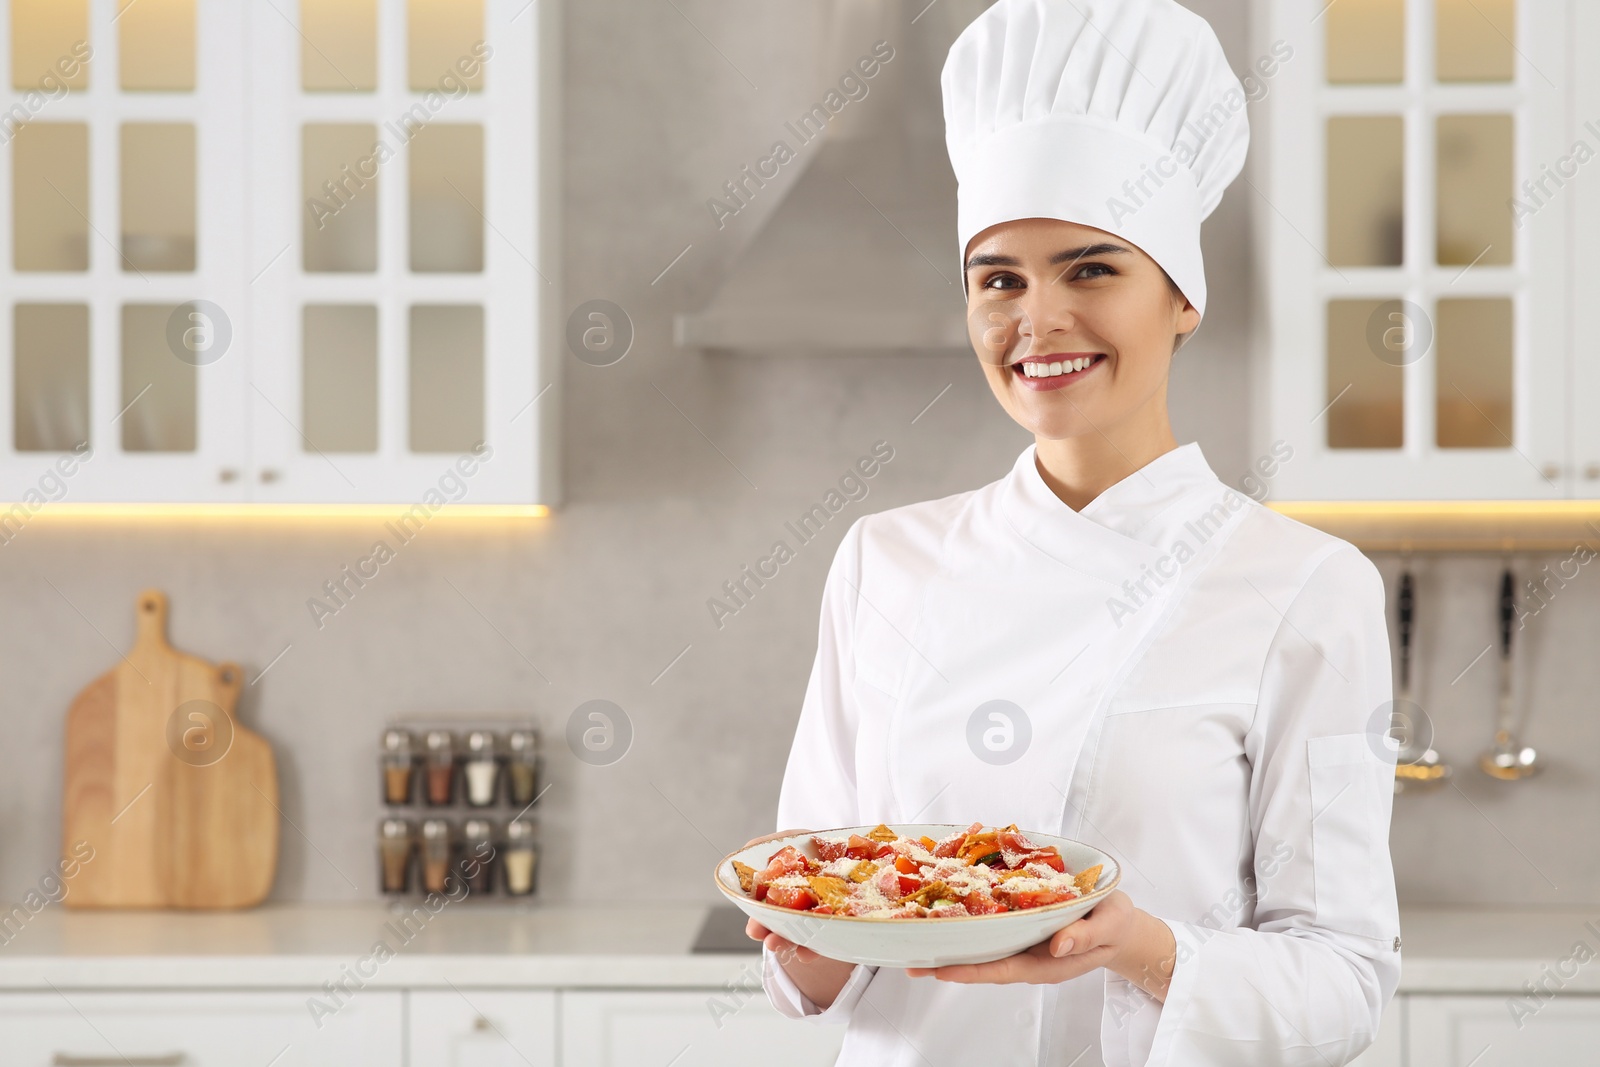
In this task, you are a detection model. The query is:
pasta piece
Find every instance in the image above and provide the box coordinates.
[807,875,852,911]
[957,831,1001,862]
[904,880,957,907]
[848,860,879,883]
[732,860,757,894]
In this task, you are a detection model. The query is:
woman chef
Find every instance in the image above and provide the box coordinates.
[744,0,1401,1064]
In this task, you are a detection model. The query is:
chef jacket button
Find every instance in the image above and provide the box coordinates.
[1393,936,1402,952]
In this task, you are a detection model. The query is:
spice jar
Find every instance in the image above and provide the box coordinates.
[378,818,415,894]
[380,728,416,805]
[462,730,500,808]
[423,729,457,806]
[421,819,453,895]
[506,729,540,807]
[459,818,496,896]
[504,818,537,897]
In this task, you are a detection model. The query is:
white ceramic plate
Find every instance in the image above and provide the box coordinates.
[713,824,1120,968]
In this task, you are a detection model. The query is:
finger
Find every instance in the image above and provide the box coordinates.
[1054,927,1112,958]
[764,933,818,965]
[1052,912,1112,954]
[758,927,819,966]
[915,942,1117,984]
[1060,911,1102,940]
[918,949,1052,985]
[744,918,771,941]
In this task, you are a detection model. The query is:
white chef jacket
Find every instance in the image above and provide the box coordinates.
[762,441,1401,1067]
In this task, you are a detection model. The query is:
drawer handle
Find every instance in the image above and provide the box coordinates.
[54,1056,187,1066]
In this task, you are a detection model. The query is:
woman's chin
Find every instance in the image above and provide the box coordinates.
[1004,403,1107,442]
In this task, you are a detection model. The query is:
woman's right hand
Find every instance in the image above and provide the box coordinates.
[740,829,859,1011]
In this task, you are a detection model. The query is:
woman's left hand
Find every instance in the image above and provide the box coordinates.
[904,891,1175,1001]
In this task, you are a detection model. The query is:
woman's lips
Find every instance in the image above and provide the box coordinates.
[1010,353,1106,392]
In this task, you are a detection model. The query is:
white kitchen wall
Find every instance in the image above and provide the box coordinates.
[0,0,1587,910]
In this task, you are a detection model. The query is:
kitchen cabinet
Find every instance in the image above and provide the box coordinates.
[6,906,1596,1067]
[1252,0,1584,500]
[559,990,847,1067]
[1,0,253,505]
[0,988,834,1066]
[408,991,558,1066]
[0,990,402,1065]
[1345,992,1600,1066]
[0,0,558,506]
[242,0,553,507]
[1571,0,1600,493]
[1406,994,1600,1065]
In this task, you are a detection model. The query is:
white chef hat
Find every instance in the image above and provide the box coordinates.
[942,0,1249,319]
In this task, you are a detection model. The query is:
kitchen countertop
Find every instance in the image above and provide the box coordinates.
[1389,906,1600,995]
[0,903,1593,995]
[0,902,766,990]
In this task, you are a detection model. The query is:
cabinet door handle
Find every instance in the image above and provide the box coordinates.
[1540,462,1562,481]
[53,1056,187,1066]
[1585,463,1600,480]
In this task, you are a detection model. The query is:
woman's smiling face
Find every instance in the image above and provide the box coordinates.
[964,217,1200,442]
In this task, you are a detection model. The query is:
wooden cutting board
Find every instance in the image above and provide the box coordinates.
[62,590,279,909]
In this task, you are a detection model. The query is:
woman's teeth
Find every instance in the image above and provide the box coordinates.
[1019,356,1098,378]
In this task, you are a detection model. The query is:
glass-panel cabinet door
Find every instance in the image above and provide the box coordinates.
[247,0,543,505]
[1258,0,1570,500]
[1571,0,1600,491]
[0,0,249,503]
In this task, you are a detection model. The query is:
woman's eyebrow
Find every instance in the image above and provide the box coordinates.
[964,243,1132,270]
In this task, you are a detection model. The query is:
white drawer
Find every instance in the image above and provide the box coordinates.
[560,990,845,1067]
[0,991,402,1067]
[408,990,558,1066]
[1408,994,1600,1066]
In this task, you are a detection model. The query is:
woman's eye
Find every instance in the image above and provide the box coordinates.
[979,264,1115,289]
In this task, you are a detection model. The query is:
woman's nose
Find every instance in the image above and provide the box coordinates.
[1017,291,1077,341]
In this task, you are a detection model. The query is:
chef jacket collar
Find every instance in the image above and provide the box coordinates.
[998,440,1222,586]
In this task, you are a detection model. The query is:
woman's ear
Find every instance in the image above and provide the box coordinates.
[1171,297,1200,355]
[1176,297,1200,335]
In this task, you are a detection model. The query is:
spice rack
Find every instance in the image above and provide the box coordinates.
[377,720,542,901]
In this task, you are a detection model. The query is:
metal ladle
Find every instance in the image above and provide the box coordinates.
[1392,560,1449,792]
[1479,563,1539,781]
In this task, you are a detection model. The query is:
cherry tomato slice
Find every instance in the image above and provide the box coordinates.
[813,837,848,861]
[997,886,1075,910]
[758,845,810,882]
[962,891,1007,915]
[766,885,818,910]
[845,835,893,861]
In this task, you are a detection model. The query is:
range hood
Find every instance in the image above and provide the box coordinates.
[675,0,991,355]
